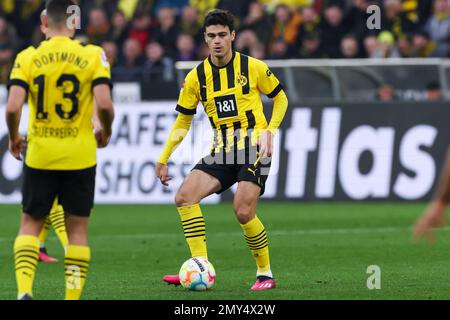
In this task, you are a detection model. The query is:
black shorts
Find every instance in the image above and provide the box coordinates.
[22,165,96,218]
[193,147,271,195]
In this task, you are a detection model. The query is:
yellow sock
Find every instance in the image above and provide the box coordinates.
[178,204,208,259]
[38,217,51,247]
[65,245,90,300]
[49,201,68,250]
[241,216,272,277]
[14,235,39,298]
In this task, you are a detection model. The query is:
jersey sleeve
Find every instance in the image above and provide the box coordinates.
[256,60,283,98]
[8,48,33,93]
[175,69,199,115]
[91,47,113,90]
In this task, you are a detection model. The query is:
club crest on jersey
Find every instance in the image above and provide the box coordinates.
[236,74,248,86]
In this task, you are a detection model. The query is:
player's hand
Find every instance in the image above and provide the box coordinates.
[94,127,111,148]
[156,162,172,186]
[9,135,25,161]
[413,201,447,243]
[258,130,274,158]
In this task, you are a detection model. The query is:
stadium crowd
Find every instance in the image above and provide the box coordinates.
[0,0,447,83]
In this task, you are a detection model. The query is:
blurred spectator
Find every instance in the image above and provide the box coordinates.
[1,0,45,49]
[320,4,347,58]
[425,81,443,101]
[381,0,417,39]
[396,34,412,57]
[115,38,145,82]
[176,33,197,61]
[345,0,371,40]
[110,10,131,49]
[235,29,261,56]
[371,31,401,58]
[217,0,252,21]
[268,39,289,59]
[269,5,302,55]
[363,34,378,57]
[197,42,211,60]
[424,0,450,57]
[410,30,436,57]
[294,31,327,59]
[128,12,153,52]
[179,6,203,45]
[340,34,362,58]
[249,43,266,60]
[86,7,111,45]
[190,0,219,21]
[152,7,180,58]
[101,41,119,67]
[297,5,321,42]
[377,84,396,102]
[240,2,273,47]
[119,38,145,67]
[154,0,188,15]
[259,0,314,13]
[143,41,174,82]
[0,17,15,83]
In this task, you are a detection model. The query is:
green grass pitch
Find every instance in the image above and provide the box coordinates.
[0,202,449,300]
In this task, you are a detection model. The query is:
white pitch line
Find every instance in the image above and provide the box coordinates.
[2,225,448,243]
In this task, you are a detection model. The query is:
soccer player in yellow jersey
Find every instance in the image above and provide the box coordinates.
[414,147,450,241]
[6,0,114,300]
[156,9,288,290]
[34,8,69,264]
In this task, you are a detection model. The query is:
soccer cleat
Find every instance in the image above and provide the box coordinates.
[18,293,33,300]
[163,274,181,286]
[38,247,59,263]
[250,276,276,291]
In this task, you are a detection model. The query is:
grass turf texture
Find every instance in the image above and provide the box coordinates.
[0,203,449,300]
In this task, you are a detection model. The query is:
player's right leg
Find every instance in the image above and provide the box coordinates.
[15,165,58,300]
[163,169,222,286]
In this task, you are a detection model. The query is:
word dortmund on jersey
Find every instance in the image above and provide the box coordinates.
[177,51,283,155]
[8,36,112,170]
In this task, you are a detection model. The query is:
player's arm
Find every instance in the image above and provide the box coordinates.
[156,113,194,186]
[156,71,199,186]
[92,47,114,148]
[5,86,27,160]
[6,50,30,160]
[414,147,450,241]
[93,84,114,148]
[257,62,289,158]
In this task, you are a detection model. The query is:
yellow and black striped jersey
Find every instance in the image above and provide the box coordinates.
[177,51,283,153]
[8,36,112,170]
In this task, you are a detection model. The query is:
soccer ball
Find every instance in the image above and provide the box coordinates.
[179,257,216,291]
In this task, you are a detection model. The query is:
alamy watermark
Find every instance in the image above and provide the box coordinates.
[66,5,81,30]
[366,265,381,290]
[66,265,82,290]
[366,5,381,30]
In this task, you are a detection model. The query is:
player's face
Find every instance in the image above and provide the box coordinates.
[204,25,235,59]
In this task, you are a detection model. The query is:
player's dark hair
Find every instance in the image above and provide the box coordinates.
[204,9,235,32]
[46,0,77,25]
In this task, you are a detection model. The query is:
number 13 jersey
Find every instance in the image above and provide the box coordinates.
[8,36,112,170]
[177,51,283,154]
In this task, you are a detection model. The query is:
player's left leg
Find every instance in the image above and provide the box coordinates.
[233,181,275,290]
[38,215,58,263]
[37,199,68,263]
[48,198,68,251]
[59,166,96,300]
